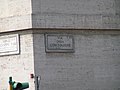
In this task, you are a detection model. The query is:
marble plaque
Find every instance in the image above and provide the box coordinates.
[45,34,74,52]
[0,34,20,56]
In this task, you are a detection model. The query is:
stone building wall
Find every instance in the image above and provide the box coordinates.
[32,0,120,29]
[0,0,120,90]
[33,30,120,90]
[0,0,32,32]
[0,31,35,90]
[0,0,120,32]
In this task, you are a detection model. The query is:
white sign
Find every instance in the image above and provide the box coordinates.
[45,34,74,52]
[0,34,20,56]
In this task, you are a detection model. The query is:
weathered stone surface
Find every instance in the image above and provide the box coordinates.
[0,0,32,32]
[32,0,120,29]
[34,30,120,90]
[0,31,35,90]
[0,0,120,33]
[0,0,120,90]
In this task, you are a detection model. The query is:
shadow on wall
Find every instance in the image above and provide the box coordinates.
[115,0,120,15]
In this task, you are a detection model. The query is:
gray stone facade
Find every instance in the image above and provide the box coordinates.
[0,0,120,32]
[32,0,120,29]
[0,0,120,90]
[33,30,120,90]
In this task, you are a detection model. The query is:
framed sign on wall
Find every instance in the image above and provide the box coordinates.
[45,34,74,53]
[0,34,20,56]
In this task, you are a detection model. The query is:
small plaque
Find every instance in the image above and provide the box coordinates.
[0,34,20,56]
[45,34,74,52]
